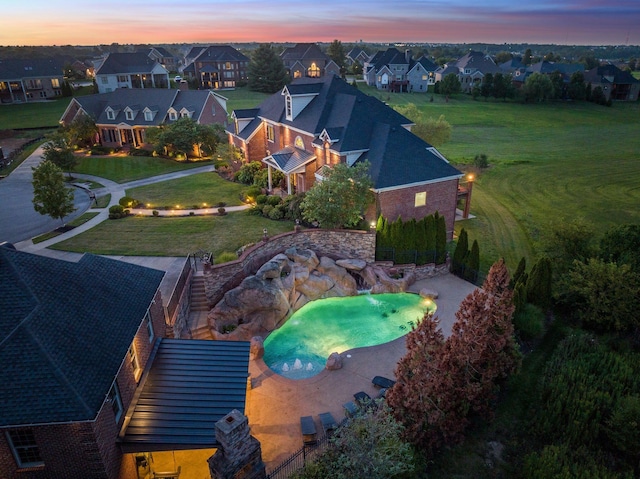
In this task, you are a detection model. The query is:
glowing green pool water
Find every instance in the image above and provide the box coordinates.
[263,293,436,380]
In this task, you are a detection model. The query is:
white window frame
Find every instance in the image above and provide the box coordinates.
[129,343,142,381]
[108,383,124,423]
[6,429,44,468]
[144,110,153,121]
[266,124,275,142]
[125,109,134,121]
[168,110,177,121]
[146,311,155,343]
[285,95,292,121]
[106,108,115,120]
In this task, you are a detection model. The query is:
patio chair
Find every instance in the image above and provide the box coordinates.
[354,391,372,407]
[372,375,396,389]
[343,401,358,418]
[300,415,318,445]
[319,412,338,435]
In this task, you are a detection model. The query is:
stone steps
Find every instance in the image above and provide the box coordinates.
[190,275,209,312]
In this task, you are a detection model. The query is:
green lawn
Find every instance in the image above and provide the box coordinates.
[74,155,213,183]
[126,171,248,208]
[0,98,70,129]
[32,211,100,243]
[50,211,296,256]
[371,88,640,272]
[220,87,269,111]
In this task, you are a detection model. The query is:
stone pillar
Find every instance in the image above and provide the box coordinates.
[208,410,266,479]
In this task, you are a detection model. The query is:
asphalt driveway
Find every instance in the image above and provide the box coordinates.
[0,145,90,244]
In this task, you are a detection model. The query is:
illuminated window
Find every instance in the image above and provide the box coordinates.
[308,63,320,78]
[295,136,304,149]
[129,343,142,380]
[422,74,428,81]
[415,192,426,207]
[225,62,231,69]
[266,124,275,142]
[294,70,302,79]
[51,78,60,88]
[6,429,43,468]
[108,383,123,423]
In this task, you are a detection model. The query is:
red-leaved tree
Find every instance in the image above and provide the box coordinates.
[387,259,521,454]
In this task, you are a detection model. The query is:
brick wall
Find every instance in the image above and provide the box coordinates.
[204,229,376,306]
[374,178,459,239]
[199,94,228,127]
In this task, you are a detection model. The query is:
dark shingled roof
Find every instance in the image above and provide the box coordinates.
[280,43,328,62]
[230,74,461,190]
[96,52,162,75]
[584,64,640,85]
[66,89,218,127]
[192,45,249,63]
[0,246,164,427]
[119,339,250,452]
[0,58,65,79]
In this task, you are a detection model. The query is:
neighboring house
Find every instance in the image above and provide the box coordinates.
[346,47,369,66]
[364,48,437,93]
[94,52,170,94]
[181,45,249,89]
[60,87,228,149]
[227,75,463,236]
[435,51,502,93]
[584,63,640,101]
[0,58,64,103]
[141,46,178,72]
[280,43,340,79]
[0,244,252,479]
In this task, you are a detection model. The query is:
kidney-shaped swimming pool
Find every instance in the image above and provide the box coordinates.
[263,292,436,379]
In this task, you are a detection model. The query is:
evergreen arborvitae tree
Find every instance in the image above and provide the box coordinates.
[415,216,429,263]
[248,44,289,93]
[452,228,469,276]
[465,239,480,282]
[435,212,447,264]
[390,216,404,252]
[510,257,527,289]
[375,215,387,250]
[425,214,437,263]
[513,282,527,316]
[526,257,553,310]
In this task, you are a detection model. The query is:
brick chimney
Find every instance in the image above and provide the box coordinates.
[405,49,412,63]
[178,80,188,92]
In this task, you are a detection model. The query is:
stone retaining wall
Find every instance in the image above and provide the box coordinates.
[204,229,376,306]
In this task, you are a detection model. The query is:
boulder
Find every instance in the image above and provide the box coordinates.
[336,258,367,271]
[250,336,264,360]
[285,247,319,270]
[420,288,439,299]
[325,352,343,370]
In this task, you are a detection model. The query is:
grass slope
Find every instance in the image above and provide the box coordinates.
[50,211,295,257]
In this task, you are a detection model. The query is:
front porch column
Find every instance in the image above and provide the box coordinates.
[287,174,292,195]
[267,166,272,192]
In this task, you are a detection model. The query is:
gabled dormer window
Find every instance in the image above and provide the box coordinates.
[124,108,134,121]
[180,108,193,119]
[106,107,115,120]
[285,94,292,121]
[144,109,154,121]
[168,109,177,121]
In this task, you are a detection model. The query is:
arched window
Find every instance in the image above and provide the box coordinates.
[308,63,320,78]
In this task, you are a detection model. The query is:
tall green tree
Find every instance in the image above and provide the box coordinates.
[567,71,586,100]
[412,115,452,147]
[41,133,78,178]
[525,256,553,310]
[439,73,461,96]
[452,228,469,276]
[522,72,554,102]
[480,72,493,100]
[435,212,447,264]
[64,114,98,149]
[247,43,289,93]
[301,161,373,229]
[32,160,76,225]
[599,223,640,271]
[465,239,480,282]
[326,39,346,75]
[146,117,224,159]
[523,48,533,66]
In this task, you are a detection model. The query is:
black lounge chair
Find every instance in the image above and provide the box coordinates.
[300,416,317,445]
[319,412,338,435]
[372,376,396,389]
[354,391,372,406]
[343,401,358,418]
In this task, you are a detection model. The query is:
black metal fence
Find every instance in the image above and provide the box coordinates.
[266,433,330,479]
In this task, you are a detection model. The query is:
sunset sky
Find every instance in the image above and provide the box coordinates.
[2,0,637,46]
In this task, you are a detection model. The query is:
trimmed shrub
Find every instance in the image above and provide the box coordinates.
[152,210,159,217]
[108,204,125,219]
[119,196,139,208]
[268,206,284,220]
[245,185,262,201]
[215,251,238,264]
[514,303,545,340]
[217,207,226,216]
[261,205,273,216]
[130,148,154,157]
[474,153,489,168]
[267,195,282,206]
[256,194,268,205]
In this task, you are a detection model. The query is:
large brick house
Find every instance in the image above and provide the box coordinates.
[0,245,165,478]
[0,58,65,103]
[583,64,640,101]
[435,51,502,93]
[227,75,463,237]
[181,45,249,89]
[60,87,228,149]
[95,52,170,94]
[280,43,340,79]
[0,244,252,478]
[364,48,437,93]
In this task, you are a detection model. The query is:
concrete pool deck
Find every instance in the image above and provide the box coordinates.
[245,272,478,470]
